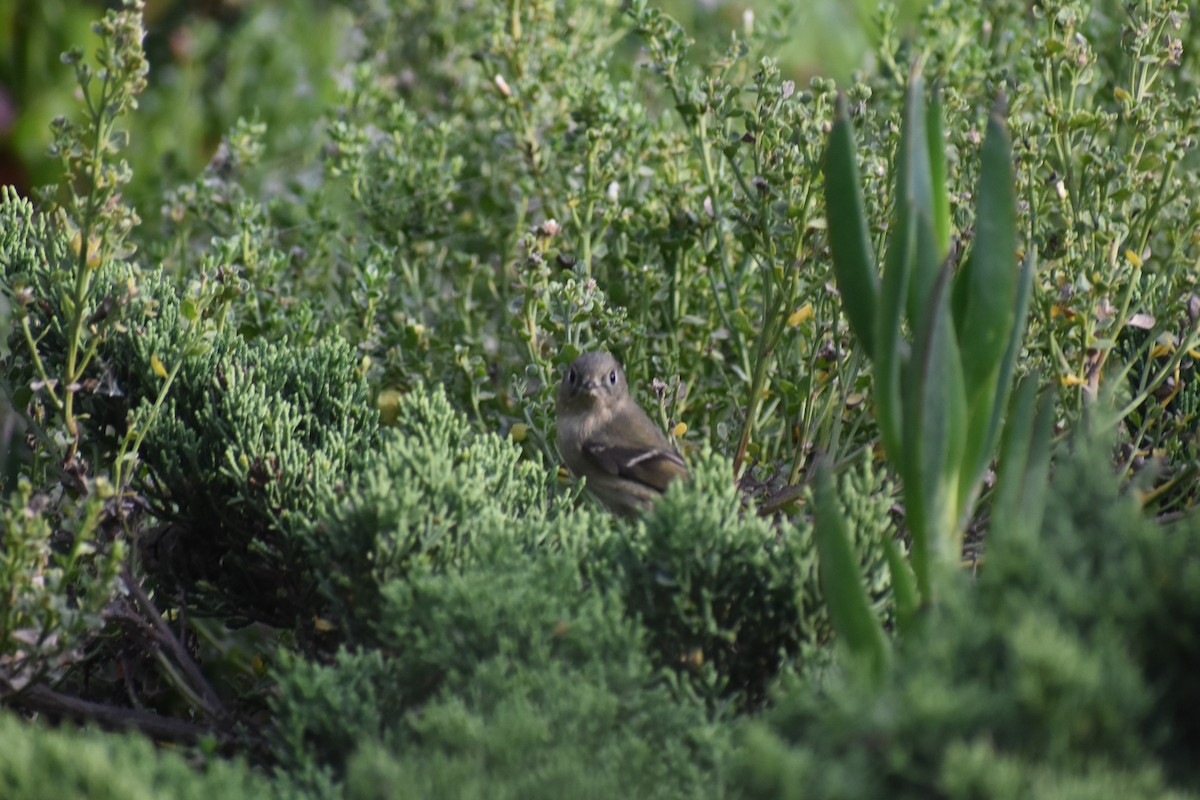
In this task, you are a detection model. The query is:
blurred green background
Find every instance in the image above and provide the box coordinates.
[0,0,352,206]
[0,0,924,208]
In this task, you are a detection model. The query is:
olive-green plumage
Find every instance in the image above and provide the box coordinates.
[555,351,688,517]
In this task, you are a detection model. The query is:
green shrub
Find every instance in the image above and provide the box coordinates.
[4,176,377,633]
[604,449,895,710]
[270,543,724,798]
[6,0,1200,796]
[0,478,123,696]
[0,188,129,700]
[729,434,1200,799]
[0,712,272,800]
[340,661,721,800]
[88,273,378,628]
[299,384,566,641]
[300,382,894,714]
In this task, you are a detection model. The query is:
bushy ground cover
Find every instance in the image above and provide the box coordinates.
[2,0,1199,797]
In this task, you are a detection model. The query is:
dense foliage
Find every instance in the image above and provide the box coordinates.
[2,0,1200,797]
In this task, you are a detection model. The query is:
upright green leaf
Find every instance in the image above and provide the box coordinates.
[896,65,937,324]
[926,83,951,259]
[901,241,966,597]
[813,460,889,684]
[883,535,918,635]
[874,210,915,461]
[991,376,1055,543]
[957,101,1018,391]
[958,249,1036,514]
[951,100,1024,519]
[824,94,880,356]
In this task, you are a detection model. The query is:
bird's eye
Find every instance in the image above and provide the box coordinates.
[609,370,617,385]
[567,368,577,385]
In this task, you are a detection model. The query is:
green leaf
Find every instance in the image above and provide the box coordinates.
[883,535,918,635]
[957,99,1018,391]
[902,237,966,601]
[875,209,915,461]
[953,100,1028,519]
[824,94,879,355]
[957,247,1036,515]
[896,64,937,324]
[926,83,951,258]
[813,460,889,684]
[990,376,1055,543]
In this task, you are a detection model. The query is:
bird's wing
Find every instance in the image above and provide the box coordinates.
[581,441,687,492]
[580,406,688,492]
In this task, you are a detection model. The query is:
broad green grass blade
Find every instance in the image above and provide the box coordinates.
[991,377,1055,542]
[902,231,966,599]
[883,535,918,635]
[954,103,1024,516]
[825,94,880,356]
[875,209,915,461]
[959,249,1037,515]
[814,460,889,685]
[926,83,951,259]
[958,102,1018,392]
[1019,389,1057,537]
[990,376,1036,541]
[897,66,937,325]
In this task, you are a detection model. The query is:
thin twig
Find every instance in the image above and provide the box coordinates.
[121,570,228,722]
[11,683,226,745]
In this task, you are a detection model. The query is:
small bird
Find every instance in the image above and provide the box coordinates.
[555,351,688,517]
